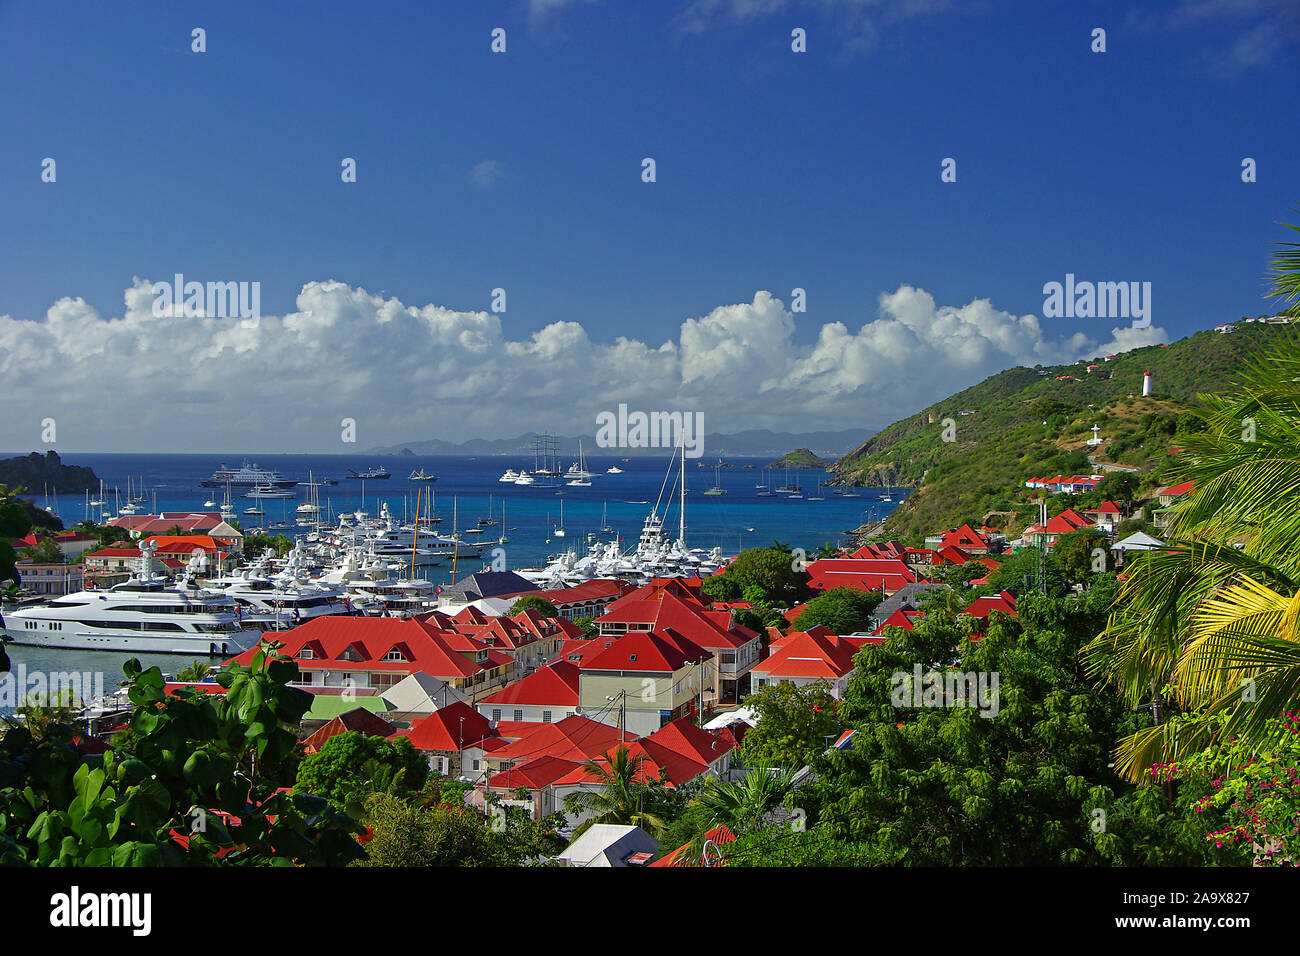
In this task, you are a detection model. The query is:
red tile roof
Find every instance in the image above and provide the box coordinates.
[481,660,581,707]
[872,606,925,634]
[489,714,635,764]
[965,590,1017,619]
[805,558,917,593]
[582,630,712,673]
[227,615,502,682]
[403,701,495,752]
[302,708,399,754]
[596,589,755,652]
[936,525,993,552]
[644,717,733,766]
[753,628,860,680]
[650,825,737,867]
[488,754,584,790]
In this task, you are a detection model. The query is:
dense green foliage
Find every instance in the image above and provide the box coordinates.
[738,681,842,771]
[729,582,1237,866]
[708,547,810,608]
[294,731,429,815]
[791,587,883,634]
[509,595,559,617]
[359,792,565,867]
[0,642,366,866]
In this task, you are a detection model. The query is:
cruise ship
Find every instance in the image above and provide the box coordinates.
[2,543,262,655]
[349,466,391,480]
[201,461,298,489]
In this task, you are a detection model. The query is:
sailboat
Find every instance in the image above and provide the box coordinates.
[775,469,802,495]
[566,440,596,480]
[600,500,614,534]
[880,478,893,503]
[477,494,499,526]
[702,464,725,496]
[220,479,236,522]
[553,498,566,537]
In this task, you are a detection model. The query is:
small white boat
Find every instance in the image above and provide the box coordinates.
[606,465,623,474]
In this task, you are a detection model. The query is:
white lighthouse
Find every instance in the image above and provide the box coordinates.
[1142,371,1152,397]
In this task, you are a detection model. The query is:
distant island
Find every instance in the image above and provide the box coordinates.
[0,450,99,494]
[768,448,831,470]
[370,427,876,459]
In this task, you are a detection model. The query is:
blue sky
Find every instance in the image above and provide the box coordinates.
[1,0,1297,452]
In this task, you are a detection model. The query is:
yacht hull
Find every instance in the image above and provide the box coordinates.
[3,626,265,656]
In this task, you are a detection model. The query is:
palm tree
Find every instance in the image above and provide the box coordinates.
[174,660,213,683]
[563,745,666,838]
[1086,209,1300,780]
[696,768,795,832]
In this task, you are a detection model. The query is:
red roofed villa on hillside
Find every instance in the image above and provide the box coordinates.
[804,557,917,595]
[750,626,863,698]
[477,659,582,724]
[226,615,513,698]
[594,584,761,704]
[572,629,716,736]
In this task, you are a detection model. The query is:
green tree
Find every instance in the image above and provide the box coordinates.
[696,768,795,834]
[1052,527,1108,584]
[718,548,810,608]
[509,595,559,617]
[21,536,64,564]
[563,745,670,837]
[791,587,883,635]
[295,731,428,814]
[242,534,293,559]
[0,500,33,539]
[173,661,213,683]
[802,595,1223,866]
[573,616,598,637]
[1095,471,1140,509]
[359,792,500,867]
[0,640,366,866]
[739,680,842,771]
[701,575,742,603]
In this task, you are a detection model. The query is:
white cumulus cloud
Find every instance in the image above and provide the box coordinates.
[0,279,1167,452]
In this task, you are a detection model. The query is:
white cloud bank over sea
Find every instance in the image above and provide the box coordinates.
[0,279,1166,452]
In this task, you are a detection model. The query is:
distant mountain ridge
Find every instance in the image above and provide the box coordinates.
[370,427,876,459]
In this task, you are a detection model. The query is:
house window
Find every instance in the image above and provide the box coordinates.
[513,709,523,722]
[369,672,402,691]
[380,649,406,662]
[472,759,480,771]
[542,711,552,723]
[491,709,501,721]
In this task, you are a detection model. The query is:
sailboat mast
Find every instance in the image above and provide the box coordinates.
[679,438,685,544]
[411,486,422,578]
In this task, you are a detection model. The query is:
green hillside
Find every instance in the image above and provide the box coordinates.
[831,320,1294,538]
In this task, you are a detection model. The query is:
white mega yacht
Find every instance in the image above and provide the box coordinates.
[2,542,262,655]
